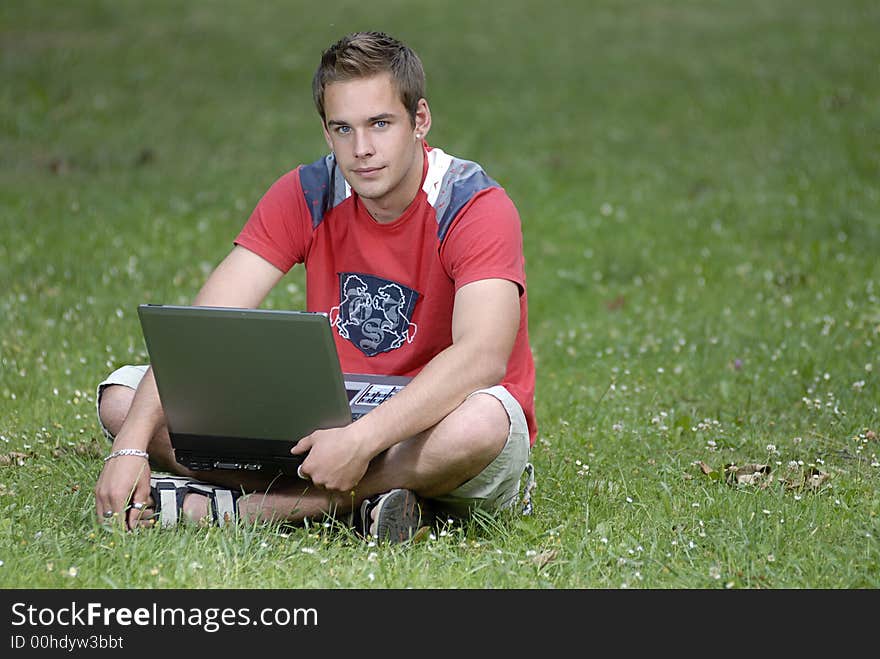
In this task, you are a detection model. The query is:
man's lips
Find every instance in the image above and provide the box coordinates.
[352,166,384,176]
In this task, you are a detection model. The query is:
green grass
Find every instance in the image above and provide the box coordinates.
[1,0,879,589]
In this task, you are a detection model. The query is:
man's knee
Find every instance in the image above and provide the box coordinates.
[97,384,136,439]
[444,392,511,463]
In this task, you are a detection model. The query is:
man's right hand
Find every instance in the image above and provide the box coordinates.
[94,454,153,531]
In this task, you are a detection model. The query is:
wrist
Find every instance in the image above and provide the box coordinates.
[350,415,395,459]
[104,448,149,462]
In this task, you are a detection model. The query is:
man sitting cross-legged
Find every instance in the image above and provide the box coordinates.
[93,31,537,543]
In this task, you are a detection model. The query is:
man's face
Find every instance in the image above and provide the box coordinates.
[322,73,430,222]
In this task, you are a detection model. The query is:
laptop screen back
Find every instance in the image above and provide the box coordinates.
[137,305,353,445]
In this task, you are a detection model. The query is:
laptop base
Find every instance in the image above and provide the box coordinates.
[173,373,412,476]
[175,450,303,476]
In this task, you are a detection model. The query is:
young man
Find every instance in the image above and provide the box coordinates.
[93,31,536,543]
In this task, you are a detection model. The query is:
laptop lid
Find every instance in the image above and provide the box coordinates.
[137,304,354,475]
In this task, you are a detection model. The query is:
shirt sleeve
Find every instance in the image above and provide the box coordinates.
[439,187,526,295]
[234,169,311,273]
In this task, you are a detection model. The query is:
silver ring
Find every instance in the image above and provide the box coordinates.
[103,510,114,518]
[130,502,146,510]
[297,464,307,480]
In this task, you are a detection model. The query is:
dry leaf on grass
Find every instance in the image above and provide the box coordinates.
[724,463,773,488]
[805,468,831,489]
[782,467,831,491]
[531,549,559,569]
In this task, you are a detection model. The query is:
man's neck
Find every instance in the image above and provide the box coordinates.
[360,146,426,224]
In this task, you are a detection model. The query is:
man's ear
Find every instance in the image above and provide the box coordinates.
[414,98,432,140]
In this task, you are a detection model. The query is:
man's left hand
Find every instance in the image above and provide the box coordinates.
[291,425,372,492]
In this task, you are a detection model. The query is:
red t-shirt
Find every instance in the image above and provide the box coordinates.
[235,145,537,445]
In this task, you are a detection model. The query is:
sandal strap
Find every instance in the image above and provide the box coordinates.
[210,488,238,527]
[150,476,240,528]
[186,481,241,527]
[153,480,182,528]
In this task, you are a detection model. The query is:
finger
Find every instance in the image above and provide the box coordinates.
[95,493,117,523]
[99,507,124,527]
[98,490,134,526]
[290,436,312,455]
[95,491,110,521]
[124,500,144,530]
[125,478,153,530]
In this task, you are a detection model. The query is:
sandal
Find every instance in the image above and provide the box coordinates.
[358,488,434,544]
[149,475,242,528]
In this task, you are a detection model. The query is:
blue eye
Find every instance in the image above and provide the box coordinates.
[374,120,388,128]
[336,125,351,135]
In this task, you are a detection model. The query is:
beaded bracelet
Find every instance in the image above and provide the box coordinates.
[104,448,149,462]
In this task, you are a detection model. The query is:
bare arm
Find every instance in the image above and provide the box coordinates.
[293,277,521,491]
[112,246,284,449]
[358,277,520,452]
[95,246,285,524]
[190,245,286,308]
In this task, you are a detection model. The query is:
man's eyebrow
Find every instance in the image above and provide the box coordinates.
[326,113,397,127]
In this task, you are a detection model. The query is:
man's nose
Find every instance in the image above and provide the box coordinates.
[353,130,374,158]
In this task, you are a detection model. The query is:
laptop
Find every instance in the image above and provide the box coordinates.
[137,304,411,476]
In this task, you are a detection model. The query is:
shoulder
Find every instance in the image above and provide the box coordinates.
[422,147,513,240]
[297,153,351,227]
[422,146,501,206]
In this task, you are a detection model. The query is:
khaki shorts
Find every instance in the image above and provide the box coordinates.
[97,365,535,517]
[429,385,533,518]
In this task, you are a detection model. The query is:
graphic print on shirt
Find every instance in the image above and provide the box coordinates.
[329,273,419,357]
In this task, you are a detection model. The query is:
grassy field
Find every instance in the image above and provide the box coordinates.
[1,0,878,589]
